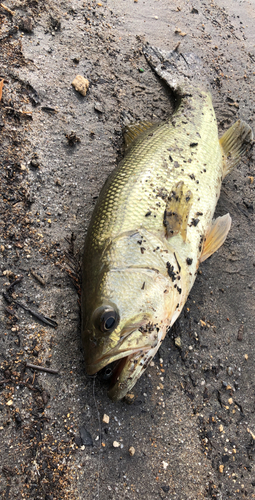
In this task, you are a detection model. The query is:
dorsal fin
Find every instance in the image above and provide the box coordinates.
[123,121,154,149]
[163,181,193,241]
[220,120,253,179]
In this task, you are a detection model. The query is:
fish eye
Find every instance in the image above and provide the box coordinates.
[93,306,119,334]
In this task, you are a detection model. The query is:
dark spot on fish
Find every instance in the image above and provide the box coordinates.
[166,262,176,282]
[177,286,182,294]
[186,257,193,265]
[190,218,200,227]
[148,133,154,137]
[196,212,203,216]
[196,180,199,184]
[174,161,180,168]
[196,132,201,138]
[176,303,180,309]
[169,155,173,162]
[137,240,142,245]
[188,158,192,163]
[190,142,198,147]
[189,173,195,180]
[186,195,191,202]
[199,235,204,252]
[145,211,151,217]
[141,282,145,290]
[140,247,146,254]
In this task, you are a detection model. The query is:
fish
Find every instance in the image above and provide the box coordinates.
[81,45,253,401]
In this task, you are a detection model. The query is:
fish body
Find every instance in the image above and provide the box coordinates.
[82,46,253,400]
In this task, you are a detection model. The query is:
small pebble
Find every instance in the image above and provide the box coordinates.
[219,424,224,433]
[174,336,181,348]
[19,16,34,33]
[72,75,89,96]
[244,354,248,360]
[80,426,93,446]
[129,446,135,456]
[102,414,109,424]
[219,464,224,473]
[113,441,120,448]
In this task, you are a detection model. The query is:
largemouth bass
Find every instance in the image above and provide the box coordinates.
[82,45,253,401]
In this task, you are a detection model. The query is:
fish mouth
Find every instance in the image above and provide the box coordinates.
[99,349,153,401]
[86,325,164,401]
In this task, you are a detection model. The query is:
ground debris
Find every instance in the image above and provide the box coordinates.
[71,75,89,96]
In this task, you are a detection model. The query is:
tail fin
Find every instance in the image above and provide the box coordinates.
[143,44,209,97]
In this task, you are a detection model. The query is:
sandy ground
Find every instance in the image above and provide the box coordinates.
[0,0,255,499]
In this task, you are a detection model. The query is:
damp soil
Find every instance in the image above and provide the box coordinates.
[0,0,255,499]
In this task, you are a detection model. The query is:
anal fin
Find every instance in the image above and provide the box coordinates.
[220,120,253,179]
[164,181,193,241]
[200,214,231,263]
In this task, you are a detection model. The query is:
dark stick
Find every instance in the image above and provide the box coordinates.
[26,363,59,374]
[14,300,58,328]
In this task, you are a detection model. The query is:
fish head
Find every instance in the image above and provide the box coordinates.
[82,234,185,400]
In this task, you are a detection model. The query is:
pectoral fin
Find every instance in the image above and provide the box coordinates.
[220,120,253,179]
[200,214,232,263]
[164,181,193,241]
[124,121,154,149]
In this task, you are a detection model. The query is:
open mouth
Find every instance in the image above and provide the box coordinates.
[97,347,155,401]
[101,356,129,388]
[86,323,164,400]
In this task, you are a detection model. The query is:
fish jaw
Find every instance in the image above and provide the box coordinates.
[107,330,165,401]
[85,322,166,400]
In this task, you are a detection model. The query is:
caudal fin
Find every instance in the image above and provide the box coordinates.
[143,44,209,97]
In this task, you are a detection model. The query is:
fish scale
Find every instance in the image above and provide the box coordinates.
[88,93,221,259]
[82,45,253,400]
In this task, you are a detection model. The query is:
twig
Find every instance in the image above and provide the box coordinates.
[26,363,59,374]
[3,291,58,328]
[14,300,58,328]
[0,79,3,101]
[6,276,23,292]
[30,269,46,286]
[0,3,15,15]
[4,306,19,320]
